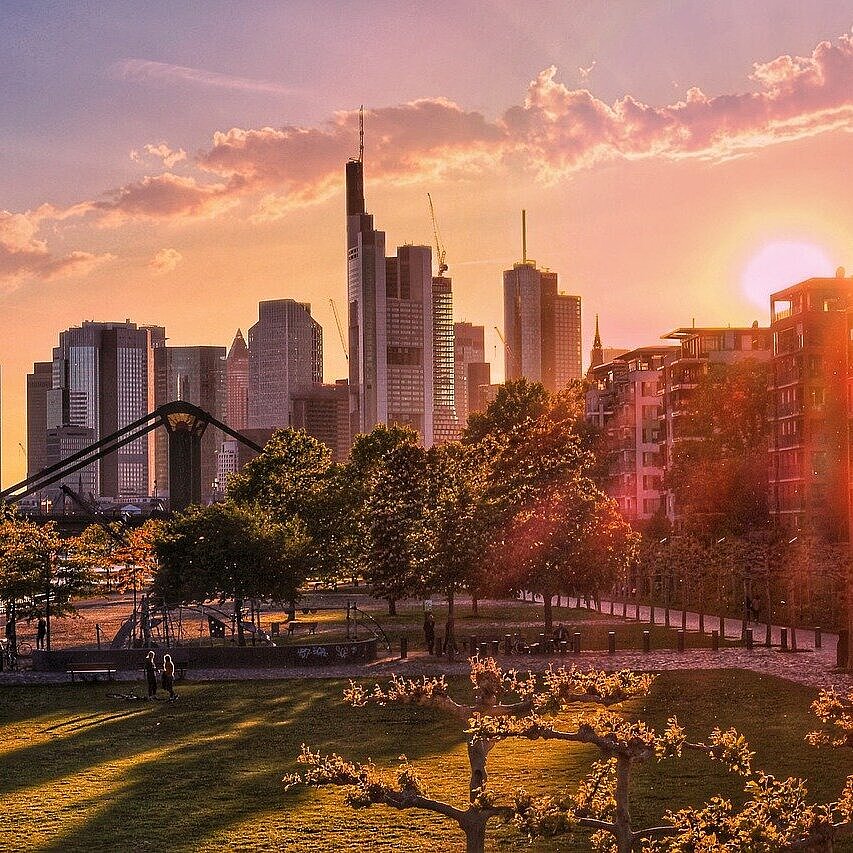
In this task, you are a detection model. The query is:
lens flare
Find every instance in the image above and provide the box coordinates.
[741,241,835,309]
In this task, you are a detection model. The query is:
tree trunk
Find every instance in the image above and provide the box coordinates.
[445,589,456,661]
[613,755,633,853]
[543,592,553,632]
[471,595,478,617]
[467,739,493,800]
[235,597,245,646]
[461,816,488,853]
[388,597,397,616]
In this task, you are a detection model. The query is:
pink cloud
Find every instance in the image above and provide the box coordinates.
[16,30,853,232]
[149,247,183,273]
[0,210,114,289]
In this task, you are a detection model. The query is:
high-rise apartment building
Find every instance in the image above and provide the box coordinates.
[585,346,678,523]
[26,362,52,478]
[46,320,164,498]
[248,299,322,430]
[225,329,249,431]
[502,215,581,391]
[768,270,853,539]
[153,345,227,502]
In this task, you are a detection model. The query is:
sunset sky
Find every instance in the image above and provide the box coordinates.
[2,1,852,485]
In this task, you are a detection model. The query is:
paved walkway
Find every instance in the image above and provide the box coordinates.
[2,598,846,693]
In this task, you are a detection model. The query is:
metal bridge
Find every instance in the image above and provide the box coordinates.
[0,401,265,513]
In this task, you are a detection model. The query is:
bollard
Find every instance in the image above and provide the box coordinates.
[504,634,513,654]
[642,630,650,653]
[781,627,788,651]
[573,631,581,654]
[677,630,685,652]
[479,642,489,658]
[400,636,408,659]
[815,627,822,650]
[711,630,719,652]
[470,636,479,656]
[746,628,753,650]
[837,629,849,668]
[559,640,568,655]
[765,623,772,648]
[491,640,500,656]
[538,633,546,654]
[608,631,616,654]
[791,628,797,652]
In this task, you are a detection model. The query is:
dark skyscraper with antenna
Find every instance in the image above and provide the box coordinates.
[346,110,388,436]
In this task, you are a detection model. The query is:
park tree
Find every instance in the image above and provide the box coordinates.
[419,441,494,644]
[0,514,96,650]
[153,502,310,645]
[496,482,638,630]
[228,428,348,582]
[285,658,851,852]
[362,442,430,615]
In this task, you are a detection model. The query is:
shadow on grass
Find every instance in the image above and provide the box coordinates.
[1,678,464,852]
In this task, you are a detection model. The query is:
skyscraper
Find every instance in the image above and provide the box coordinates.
[26,362,52,478]
[248,299,322,429]
[503,212,582,391]
[346,151,388,438]
[385,245,434,444]
[432,274,458,443]
[153,344,227,502]
[225,329,249,431]
[46,320,164,498]
[454,322,486,427]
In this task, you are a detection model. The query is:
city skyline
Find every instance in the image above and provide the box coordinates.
[2,3,853,483]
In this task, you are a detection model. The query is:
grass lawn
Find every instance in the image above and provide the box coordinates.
[1,670,850,851]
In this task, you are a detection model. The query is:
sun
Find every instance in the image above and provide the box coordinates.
[741,240,835,309]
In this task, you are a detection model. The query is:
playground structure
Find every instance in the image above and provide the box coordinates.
[105,595,392,652]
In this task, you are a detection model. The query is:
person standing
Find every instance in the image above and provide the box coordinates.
[161,654,176,701]
[144,650,158,700]
[36,617,47,651]
[423,612,436,655]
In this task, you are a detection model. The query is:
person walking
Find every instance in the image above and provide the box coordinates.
[423,612,436,655]
[144,650,158,700]
[161,654,176,701]
[36,617,47,651]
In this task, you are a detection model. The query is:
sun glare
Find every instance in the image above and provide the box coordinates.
[741,240,835,310]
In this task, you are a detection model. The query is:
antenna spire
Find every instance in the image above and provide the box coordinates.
[358,105,364,163]
[522,209,527,263]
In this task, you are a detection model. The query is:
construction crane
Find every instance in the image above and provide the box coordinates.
[427,193,448,276]
[494,326,517,373]
[329,298,349,361]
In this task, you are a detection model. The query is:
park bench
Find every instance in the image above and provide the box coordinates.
[286,620,318,636]
[67,662,118,682]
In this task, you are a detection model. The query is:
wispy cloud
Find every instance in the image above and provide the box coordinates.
[0,209,113,289]
[114,58,300,95]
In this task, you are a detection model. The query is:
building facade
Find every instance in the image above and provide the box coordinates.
[225,329,249,431]
[658,324,772,526]
[291,379,351,462]
[586,347,678,524]
[26,362,52,478]
[248,299,322,430]
[768,270,853,539]
[454,322,485,428]
[46,320,164,498]
[432,275,458,443]
[153,344,227,503]
[503,259,581,392]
